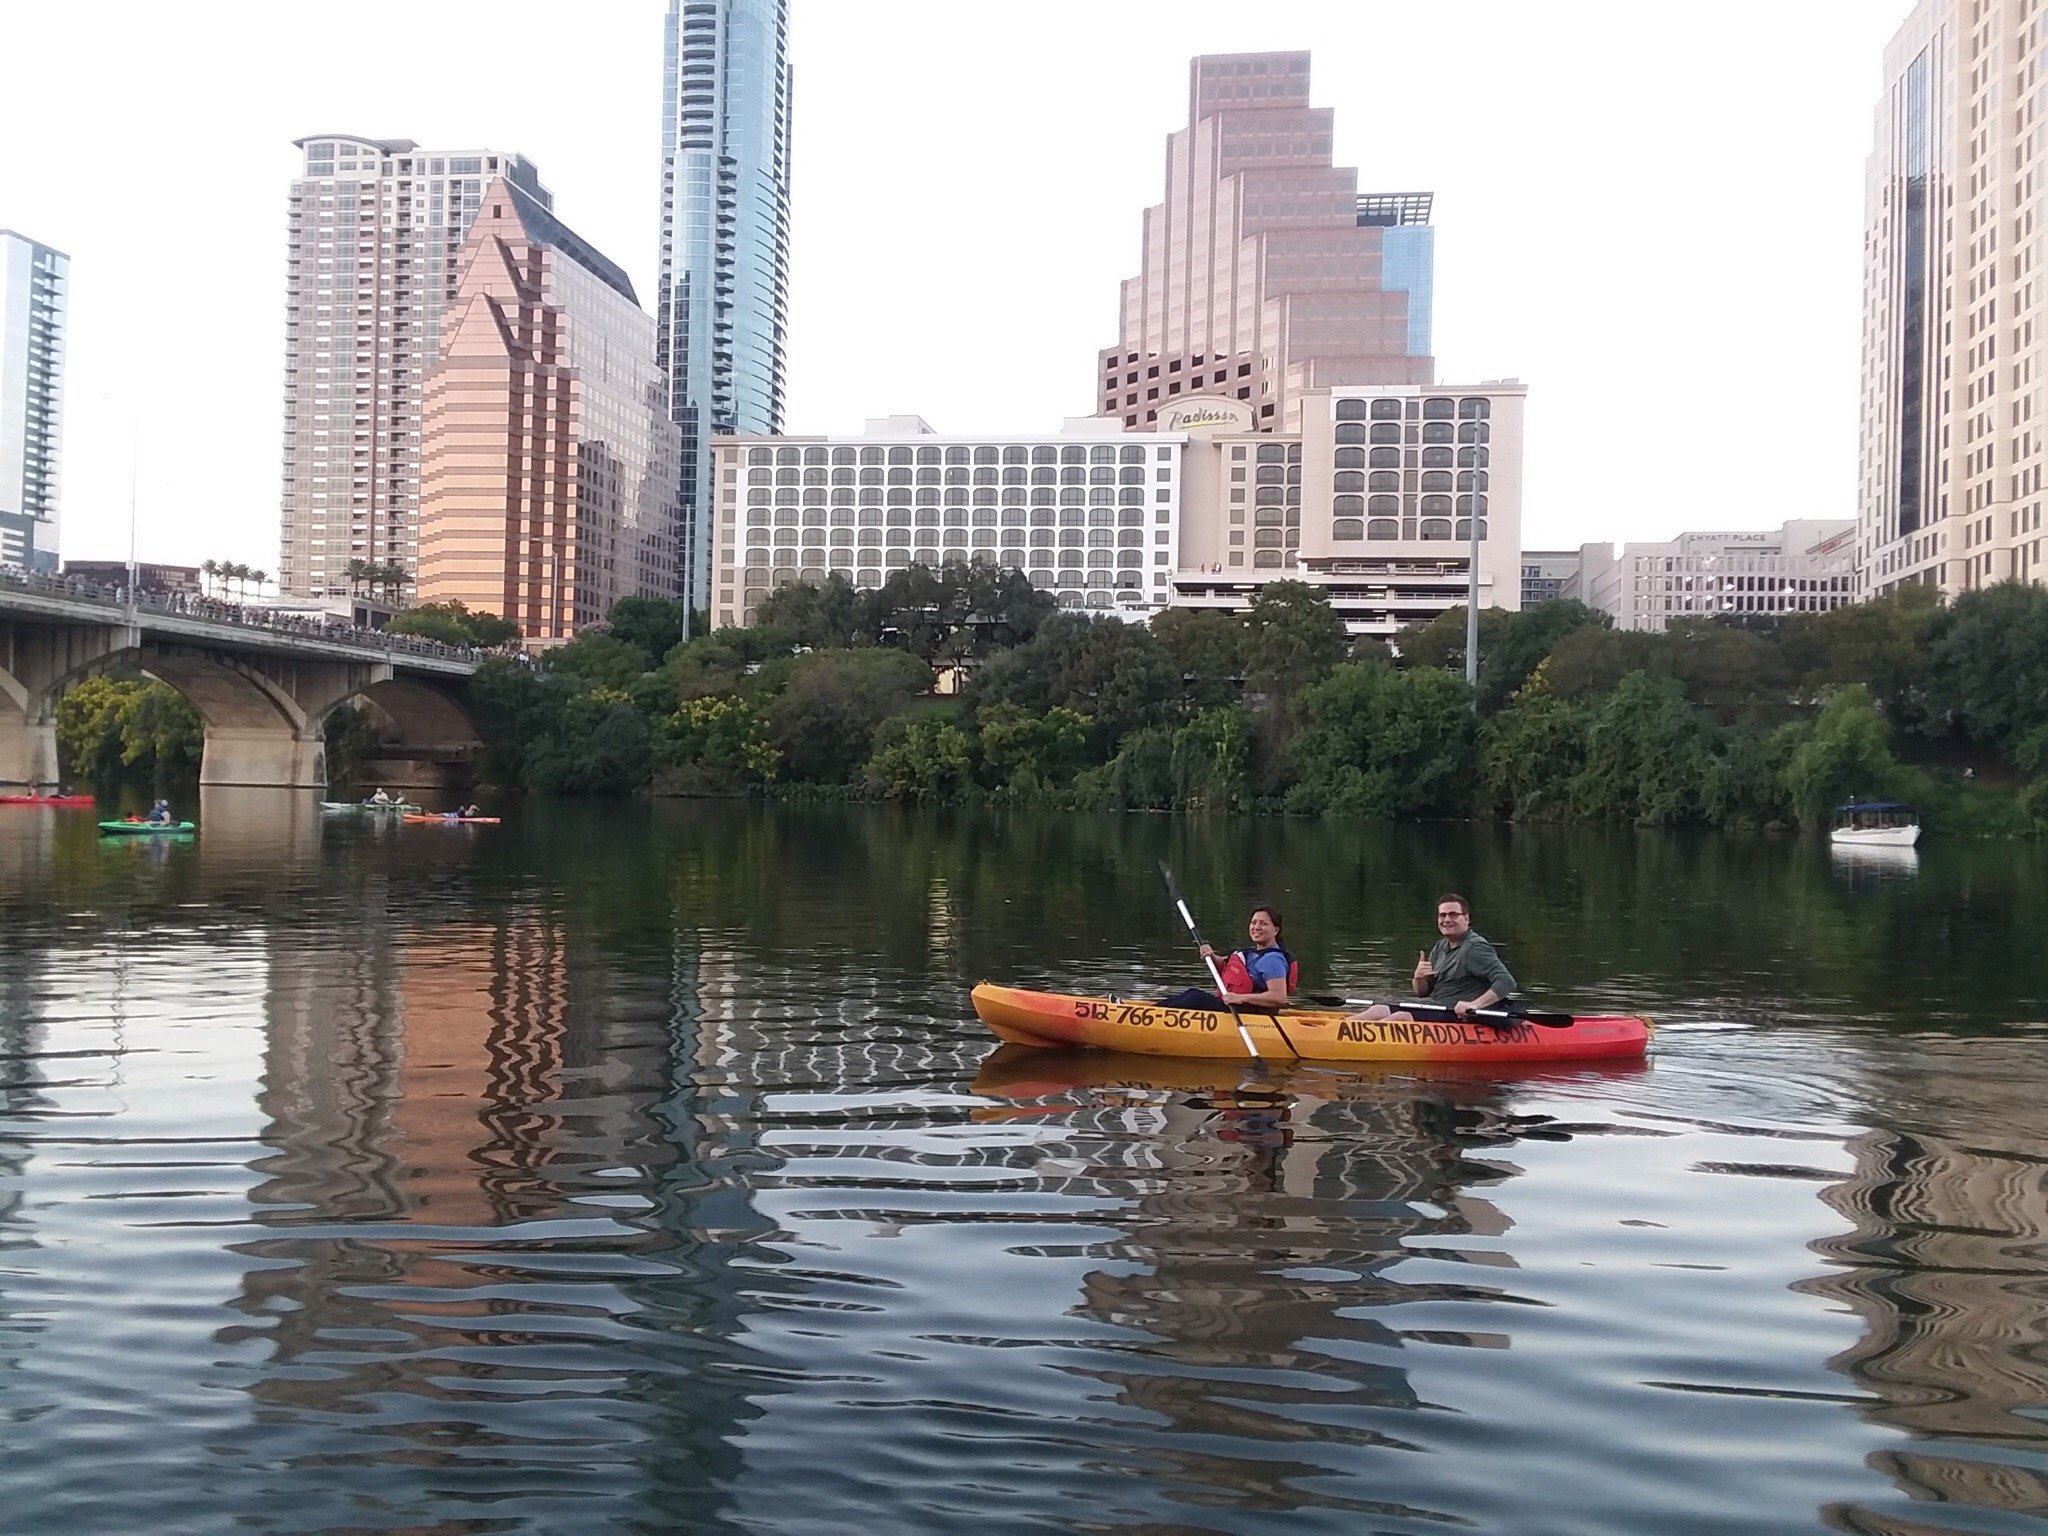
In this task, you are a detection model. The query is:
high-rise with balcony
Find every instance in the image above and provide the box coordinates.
[657,0,793,617]
[416,179,681,642]
[1859,0,2048,598]
[1099,53,1435,433]
[277,137,549,599]
[0,230,67,573]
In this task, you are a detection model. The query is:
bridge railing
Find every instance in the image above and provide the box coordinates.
[0,565,495,667]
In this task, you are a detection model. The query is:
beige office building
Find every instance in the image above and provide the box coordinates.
[1576,521,1855,633]
[277,137,550,600]
[709,382,1522,637]
[1099,52,1434,433]
[1858,1,2048,598]
[416,180,680,642]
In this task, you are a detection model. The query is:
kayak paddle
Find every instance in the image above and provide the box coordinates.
[1156,860,1297,1061]
[1295,993,1576,1028]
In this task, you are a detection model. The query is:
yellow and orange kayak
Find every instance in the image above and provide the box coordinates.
[970,983,1651,1064]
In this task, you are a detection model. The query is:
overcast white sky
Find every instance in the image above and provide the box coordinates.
[0,0,1912,568]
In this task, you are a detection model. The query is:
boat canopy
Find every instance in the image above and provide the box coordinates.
[1832,801,1918,814]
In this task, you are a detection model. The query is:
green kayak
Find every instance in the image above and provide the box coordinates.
[99,820,196,836]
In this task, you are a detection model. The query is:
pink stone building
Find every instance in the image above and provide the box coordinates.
[1099,52,1435,433]
[416,179,679,643]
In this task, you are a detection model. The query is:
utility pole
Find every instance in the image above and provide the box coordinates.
[1463,437,1482,707]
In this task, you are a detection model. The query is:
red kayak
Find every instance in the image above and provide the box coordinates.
[0,794,95,808]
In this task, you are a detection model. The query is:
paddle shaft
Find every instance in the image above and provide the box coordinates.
[1297,993,1574,1028]
[1156,862,1299,1060]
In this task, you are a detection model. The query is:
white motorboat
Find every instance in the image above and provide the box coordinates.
[1829,801,1921,847]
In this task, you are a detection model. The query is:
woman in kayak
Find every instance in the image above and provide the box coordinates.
[1160,906,1296,1013]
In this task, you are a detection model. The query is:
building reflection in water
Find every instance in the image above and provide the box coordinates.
[963,1052,1561,1521]
[232,898,781,1521]
[1800,1041,2048,1531]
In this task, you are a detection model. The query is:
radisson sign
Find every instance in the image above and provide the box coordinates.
[1157,396,1255,432]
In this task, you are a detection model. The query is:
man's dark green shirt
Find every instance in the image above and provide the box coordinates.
[1421,933,1518,1007]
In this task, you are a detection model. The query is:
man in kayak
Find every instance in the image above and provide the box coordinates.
[145,799,173,825]
[1160,906,1296,1013]
[1356,893,1518,1025]
[369,787,394,805]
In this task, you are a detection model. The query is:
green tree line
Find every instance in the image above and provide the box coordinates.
[43,563,2048,831]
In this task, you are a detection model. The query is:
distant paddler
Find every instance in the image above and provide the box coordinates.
[145,798,174,826]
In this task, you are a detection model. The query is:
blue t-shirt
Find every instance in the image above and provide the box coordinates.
[1238,947,1290,989]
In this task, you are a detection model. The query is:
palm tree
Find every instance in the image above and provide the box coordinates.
[344,557,370,597]
[201,558,219,598]
[231,562,251,601]
[250,569,268,601]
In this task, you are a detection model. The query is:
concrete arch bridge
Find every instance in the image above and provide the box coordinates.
[0,579,486,792]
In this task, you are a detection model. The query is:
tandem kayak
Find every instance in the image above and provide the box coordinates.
[99,820,195,836]
[969,983,1651,1064]
[401,814,500,825]
[0,794,94,808]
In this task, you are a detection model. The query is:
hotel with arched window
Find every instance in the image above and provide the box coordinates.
[708,382,1523,637]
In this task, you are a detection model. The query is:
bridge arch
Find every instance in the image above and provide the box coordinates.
[0,592,483,791]
[322,677,484,793]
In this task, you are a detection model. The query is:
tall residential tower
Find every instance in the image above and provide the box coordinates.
[1100,53,1435,433]
[277,137,549,599]
[1859,0,2048,597]
[656,0,793,617]
[0,231,68,573]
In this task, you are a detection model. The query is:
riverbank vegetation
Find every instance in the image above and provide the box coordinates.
[472,561,2038,833]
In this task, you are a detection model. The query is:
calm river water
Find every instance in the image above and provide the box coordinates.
[1,794,2045,1534]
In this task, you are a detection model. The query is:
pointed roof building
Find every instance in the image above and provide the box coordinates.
[417,180,680,642]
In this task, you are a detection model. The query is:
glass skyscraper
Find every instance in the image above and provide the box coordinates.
[0,230,67,573]
[657,0,793,617]
[1358,194,1436,360]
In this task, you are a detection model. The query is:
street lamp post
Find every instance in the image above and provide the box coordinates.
[1463,437,1481,704]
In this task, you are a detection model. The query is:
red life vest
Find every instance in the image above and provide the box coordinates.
[1218,947,1299,996]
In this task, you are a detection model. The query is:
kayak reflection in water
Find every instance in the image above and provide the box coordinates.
[1160,905,1297,1013]
[1353,891,1522,1027]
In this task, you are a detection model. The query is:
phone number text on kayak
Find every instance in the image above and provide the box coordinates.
[1072,1000,1220,1032]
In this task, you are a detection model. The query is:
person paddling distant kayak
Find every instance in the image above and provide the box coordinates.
[146,799,173,825]
[370,788,394,805]
[1355,892,1518,1025]
[1160,905,1298,1013]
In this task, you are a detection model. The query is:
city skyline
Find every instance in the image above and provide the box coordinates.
[1,1,1912,576]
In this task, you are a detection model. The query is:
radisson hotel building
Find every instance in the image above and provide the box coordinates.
[710,50,1524,636]
[709,383,1523,636]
